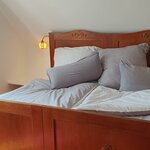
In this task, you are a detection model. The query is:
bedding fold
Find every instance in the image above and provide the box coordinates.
[73,86,150,116]
[0,79,98,108]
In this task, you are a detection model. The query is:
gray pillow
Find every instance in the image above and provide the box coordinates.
[120,59,150,91]
[47,52,102,89]
[98,43,149,89]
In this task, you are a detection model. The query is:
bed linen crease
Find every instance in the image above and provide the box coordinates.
[73,86,150,116]
[0,79,98,108]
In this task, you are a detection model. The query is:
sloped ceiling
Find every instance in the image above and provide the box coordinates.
[2,0,150,35]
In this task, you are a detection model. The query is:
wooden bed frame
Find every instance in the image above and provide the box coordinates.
[1,30,150,150]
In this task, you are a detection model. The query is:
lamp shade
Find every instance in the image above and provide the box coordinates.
[39,40,47,49]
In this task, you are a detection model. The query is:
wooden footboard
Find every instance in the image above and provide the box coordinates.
[43,106,150,150]
[0,101,150,150]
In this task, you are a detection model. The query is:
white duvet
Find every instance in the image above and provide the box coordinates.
[0,79,98,108]
[73,86,150,116]
[0,79,150,120]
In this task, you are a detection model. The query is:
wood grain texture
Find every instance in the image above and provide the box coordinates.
[0,101,150,150]
[43,106,150,150]
[0,101,44,150]
[8,84,23,91]
[49,30,150,67]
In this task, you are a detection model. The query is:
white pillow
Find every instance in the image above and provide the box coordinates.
[54,46,99,66]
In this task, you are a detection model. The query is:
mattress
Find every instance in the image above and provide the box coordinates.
[0,79,150,121]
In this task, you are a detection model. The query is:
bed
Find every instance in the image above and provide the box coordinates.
[0,30,150,150]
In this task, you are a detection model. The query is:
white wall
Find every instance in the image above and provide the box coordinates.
[0,0,150,92]
[0,9,26,93]
[0,1,50,93]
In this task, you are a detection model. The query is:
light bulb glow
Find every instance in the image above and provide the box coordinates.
[39,41,47,49]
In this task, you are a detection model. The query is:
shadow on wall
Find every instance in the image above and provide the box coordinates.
[0,1,50,93]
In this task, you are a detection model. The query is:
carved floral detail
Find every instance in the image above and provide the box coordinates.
[72,31,88,39]
[142,33,150,40]
[101,144,113,150]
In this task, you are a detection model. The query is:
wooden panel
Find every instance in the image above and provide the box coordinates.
[112,130,150,150]
[0,101,150,150]
[54,120,112,150]
[0,101,44,150]
[49,30,150,67]
[55,40,104,48]
[43,107,113,150]
[43,106,150,150]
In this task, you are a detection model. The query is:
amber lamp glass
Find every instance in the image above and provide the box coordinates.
[39,35,48,49]
[39,40,47,49]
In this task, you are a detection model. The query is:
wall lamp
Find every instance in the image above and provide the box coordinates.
[38,35,49,49]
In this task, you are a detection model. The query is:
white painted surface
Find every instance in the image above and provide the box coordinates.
[0,5,27,93]
[2,0,150,34]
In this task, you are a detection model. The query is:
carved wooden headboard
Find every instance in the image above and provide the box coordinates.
[49,30,150,67]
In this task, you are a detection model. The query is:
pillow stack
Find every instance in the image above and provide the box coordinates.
[98,43,149,90]
[47,43,149,91]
